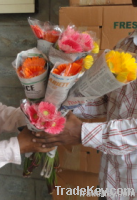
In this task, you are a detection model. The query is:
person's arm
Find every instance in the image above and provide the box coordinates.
[82,117,137,155]
[73,96,107,119]
[32,112,137,156]
[0,102,26,134]
[0,103,54,167]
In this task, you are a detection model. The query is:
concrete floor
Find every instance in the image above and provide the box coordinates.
[0,0,69,199]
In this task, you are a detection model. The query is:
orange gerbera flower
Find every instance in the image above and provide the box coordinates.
[43,30,60,43]
[17,57,46,79]
[52,61,82,76]
[22,57,46,69]
[64,63,82,76]
[22,66,46,78]
[52,64,67,75]
[74,58,83,65]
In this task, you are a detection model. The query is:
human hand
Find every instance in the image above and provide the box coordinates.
[32,111,82,148]
[17,126,54,153]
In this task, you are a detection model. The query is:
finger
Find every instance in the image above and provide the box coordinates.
[32,131,51,138]
[32,137,60,144]
[41,142,63,148]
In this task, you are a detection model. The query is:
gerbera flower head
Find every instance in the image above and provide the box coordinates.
[58,26,95,53]
[83,55,94,70]
[26,104,39,124]
[105,50,137,83]
[92,42,99,54]
[43,30,60,43]
[81,32,94,52]
[17,57,46,79]
[58,38,82,53]
[31,25,44,39]
[35,118,47,129]
[38,102,57,121]
[45,116,66,134]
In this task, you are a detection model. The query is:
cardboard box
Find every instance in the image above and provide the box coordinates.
[101,5,137,50]
[52,170,99,200]
[59,7,102,46]
[59,7,103,27]
[59,6,137,51]
[57,117,105,173]
[58,144,102,173]
[78,26,102,42]
[70,0,132,6]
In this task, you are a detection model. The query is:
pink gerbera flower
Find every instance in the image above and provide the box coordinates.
[35,117,47,129]
[38,102,57,121]
[81,33,94,52]
[58,39,83,53]
[45,116,66,134]
[26,104,39,124]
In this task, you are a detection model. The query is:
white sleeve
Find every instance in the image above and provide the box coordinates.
[0,102,26,134]
[0,103,26,167]
[0,137,21,167]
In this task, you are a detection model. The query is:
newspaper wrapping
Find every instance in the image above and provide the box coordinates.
[62,50,126,110]
[37,39,53,56]
[12,48,48,101]
[49,45,90,65]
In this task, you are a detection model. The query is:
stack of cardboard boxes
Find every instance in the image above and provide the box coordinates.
[59,0,137,52]
[52,118,106,200]
[52,144,102,200]
[52,0,137,199]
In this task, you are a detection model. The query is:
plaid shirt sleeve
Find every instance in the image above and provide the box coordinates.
[73,96,107,119]
[82,117,137,155]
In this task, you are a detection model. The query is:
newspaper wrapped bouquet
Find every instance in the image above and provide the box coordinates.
[13,42,95,193]
[62,49,137,110]
[28,17,63,56]
[13,17,137,195]
[49,25,99,64]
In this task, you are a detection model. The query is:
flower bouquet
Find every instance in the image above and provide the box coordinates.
[13,18,99,194]
[28,17,63,56]
[62,49,137,110]
[13,47,94,193]
[12,47,49,102]
[49,25,99,64]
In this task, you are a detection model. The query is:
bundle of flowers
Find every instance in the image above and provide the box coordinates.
[58,25,97,53]
[49,25,99,65]
[28,17,62,43]
[23,101,66,134]
[14,18,99,195]
[12,48,48,102]
[62,49,137,110]
[28,17,63,56]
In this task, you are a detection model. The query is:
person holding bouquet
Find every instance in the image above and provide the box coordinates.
[0,102,54,168]
[32,15,137,200]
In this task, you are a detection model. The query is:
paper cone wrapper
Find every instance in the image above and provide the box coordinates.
[49,45,90,65]
[62,50,126,110]
[44,62,80,109]
[37,39,53,56]
[12,48,49,101]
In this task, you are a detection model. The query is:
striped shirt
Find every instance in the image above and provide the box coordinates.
[74,30,137,200]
